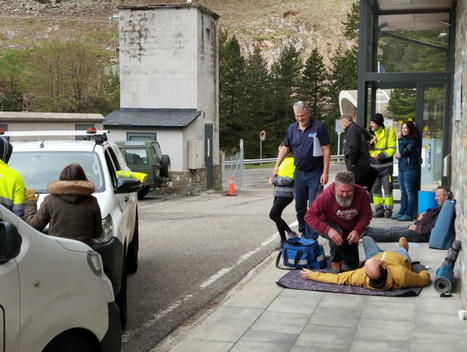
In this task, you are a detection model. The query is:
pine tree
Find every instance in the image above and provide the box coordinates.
[327,46,358,152]
[0,78,23,111]
[219,32,246,154]
[297,47,328,120]
[240,46,275,158]
[270,44,303,143]
[387,88,416,121]
[342,2,360,41]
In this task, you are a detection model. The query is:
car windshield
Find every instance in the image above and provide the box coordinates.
[9,151,105,193]
[123,149,148,165]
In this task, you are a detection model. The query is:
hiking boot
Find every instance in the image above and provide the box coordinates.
[373,209,384,218]
[398,237,409,251]
[384,209,392,218]
[398,215,413,221]
[331,261,342,274]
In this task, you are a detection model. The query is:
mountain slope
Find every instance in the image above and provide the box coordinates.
[0,0,356,65]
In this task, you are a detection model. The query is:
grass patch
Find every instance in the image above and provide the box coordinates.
[244,162,275,169]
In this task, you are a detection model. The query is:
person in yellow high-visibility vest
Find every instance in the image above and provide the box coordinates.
[369,113,396,218]
[116,170,148,184]
[0,137,25,218]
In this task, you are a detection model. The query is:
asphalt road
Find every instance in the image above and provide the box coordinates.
[122,167,295,352]
[123,164,344,352]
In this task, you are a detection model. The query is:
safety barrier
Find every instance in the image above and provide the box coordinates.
[224,154,344,167]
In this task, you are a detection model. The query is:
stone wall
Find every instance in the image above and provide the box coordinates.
[451,0,467,308]
[166,164,222,196]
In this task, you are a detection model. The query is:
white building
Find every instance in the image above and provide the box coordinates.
[0,112,104,141]
[105,4,220,194]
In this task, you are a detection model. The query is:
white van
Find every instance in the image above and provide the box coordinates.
[0,205,121,352]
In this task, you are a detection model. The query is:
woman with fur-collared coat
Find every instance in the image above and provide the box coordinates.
[24,163,102,247]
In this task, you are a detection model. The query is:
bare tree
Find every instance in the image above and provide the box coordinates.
[28,40,106,112]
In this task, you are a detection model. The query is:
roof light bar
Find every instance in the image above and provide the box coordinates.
[2,130,109,137]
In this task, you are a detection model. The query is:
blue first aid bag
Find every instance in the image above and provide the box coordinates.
[275,236,326,270]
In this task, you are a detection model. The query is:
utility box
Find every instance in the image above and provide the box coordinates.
[187,139,202,169]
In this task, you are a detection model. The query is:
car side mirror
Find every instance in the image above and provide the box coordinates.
[116,177,141,194]
[0,221,22,264]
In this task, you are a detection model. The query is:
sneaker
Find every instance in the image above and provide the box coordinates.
[384,210,392,218]
[287,231,298,238]
[391,213,402,220]
[398,215,413,221]
[373,209,384,218]
[398,236,409,251]
[331,261,342,274]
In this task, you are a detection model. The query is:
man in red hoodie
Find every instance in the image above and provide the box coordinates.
[305,171,372,273]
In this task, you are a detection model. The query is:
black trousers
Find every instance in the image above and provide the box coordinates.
[347,164,378,191]
[319,222,359,269]
[269,196,293,242]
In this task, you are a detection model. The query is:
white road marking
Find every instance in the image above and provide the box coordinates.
[199,221,298,289]
[122,294,194,342]
[124,220,298,342]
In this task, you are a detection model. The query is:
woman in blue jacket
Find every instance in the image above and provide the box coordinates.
[269,144,296,247]
[393,121,421,221]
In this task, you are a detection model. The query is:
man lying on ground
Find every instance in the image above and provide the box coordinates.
[363,186,452,242]
[300,236,430,291]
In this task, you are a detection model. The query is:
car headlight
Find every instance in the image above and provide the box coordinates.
[94,214,113,243]
[87,250,103,276]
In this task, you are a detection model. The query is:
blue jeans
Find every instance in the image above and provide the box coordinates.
[294,167,322,238]
[398,168,418,217]
[362,236,411,263]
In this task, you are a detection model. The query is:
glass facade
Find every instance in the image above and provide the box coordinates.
[358,0,453,187]
[377,25,449,73]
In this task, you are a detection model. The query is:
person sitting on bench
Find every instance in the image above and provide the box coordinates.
[363,186,452,242]
[300,236,430,290]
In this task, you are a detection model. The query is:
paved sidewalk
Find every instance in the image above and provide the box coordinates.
[165,216,467,352]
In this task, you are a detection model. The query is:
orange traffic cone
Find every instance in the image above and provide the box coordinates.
[227,176,236,196]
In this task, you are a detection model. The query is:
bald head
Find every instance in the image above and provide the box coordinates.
[365,258,388,289]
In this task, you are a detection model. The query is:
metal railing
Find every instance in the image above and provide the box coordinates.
[224,154,344,167]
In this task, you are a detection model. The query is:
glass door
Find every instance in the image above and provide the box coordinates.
[419,84,446,190]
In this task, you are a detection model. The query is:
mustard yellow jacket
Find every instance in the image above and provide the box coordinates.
[306,251,430,290]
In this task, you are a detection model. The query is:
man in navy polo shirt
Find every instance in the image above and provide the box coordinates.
[273,101,330,238]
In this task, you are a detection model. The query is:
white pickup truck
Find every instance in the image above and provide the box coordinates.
[8,130,141,329]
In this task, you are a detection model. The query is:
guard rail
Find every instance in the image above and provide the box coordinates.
[224,155,344,167]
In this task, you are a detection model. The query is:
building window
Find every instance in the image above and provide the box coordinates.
[75,123,95,141]
[127,132,156,141]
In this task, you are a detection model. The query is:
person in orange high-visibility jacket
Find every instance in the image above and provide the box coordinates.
[0,137,25,218]
[116,170,147,184]
[369,113,396,218]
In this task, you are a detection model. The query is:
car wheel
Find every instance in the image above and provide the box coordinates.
[43,333,96,352]
[127,211,139,274]
[160,155,171,178]
[137,186,150,200]
[116,260,128,330]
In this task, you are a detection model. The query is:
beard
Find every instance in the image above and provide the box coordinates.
[335,193,354,207]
